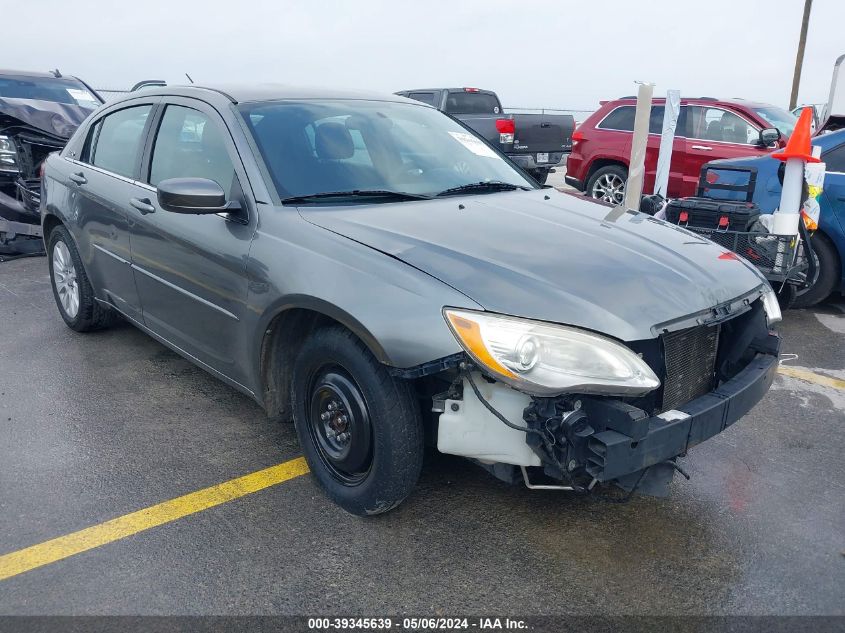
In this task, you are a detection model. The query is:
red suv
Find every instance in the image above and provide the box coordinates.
[565,97,797,202]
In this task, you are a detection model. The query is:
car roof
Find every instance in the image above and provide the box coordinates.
[400,88,496,93]
[609,96,778,109]
[0,69,67,79]
[126,84,419,106]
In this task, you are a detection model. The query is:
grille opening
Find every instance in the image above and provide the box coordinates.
[660,324,720,412]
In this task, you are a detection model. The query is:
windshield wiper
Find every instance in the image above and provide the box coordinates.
[281,190,432,205]
[435,181,531,197]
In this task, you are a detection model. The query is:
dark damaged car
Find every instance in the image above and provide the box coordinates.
[41,86,782,515]
[0,69,101,258]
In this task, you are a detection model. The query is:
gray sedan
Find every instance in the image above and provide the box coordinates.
[41,85,782,515]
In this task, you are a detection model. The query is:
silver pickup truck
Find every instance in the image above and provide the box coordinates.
[396,87,573,184]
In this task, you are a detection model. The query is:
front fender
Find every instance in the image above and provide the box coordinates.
[244,207,481,389]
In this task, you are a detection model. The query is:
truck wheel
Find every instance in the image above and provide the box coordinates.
[587,165,627,205]
[793,233,840,308]
[47,226,117,332]
[528,169,549,185]
[290,326,424,516]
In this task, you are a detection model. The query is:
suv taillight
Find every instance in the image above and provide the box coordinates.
[571,129,584,146]
[495,118,515,144]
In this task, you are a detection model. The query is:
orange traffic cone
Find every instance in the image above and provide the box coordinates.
[774,107,820,163]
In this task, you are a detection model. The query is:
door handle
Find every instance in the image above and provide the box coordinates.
[69,172,87,185]
[129,197,156,215]
[691,145,712,151]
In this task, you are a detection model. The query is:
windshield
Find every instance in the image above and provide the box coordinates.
[0,76,101,109]
[239,100,535,201]
[752,106,797,138]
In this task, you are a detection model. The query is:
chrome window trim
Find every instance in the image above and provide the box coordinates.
[66,157,145,188]
[685,106,761,146]
[594,104,765,146]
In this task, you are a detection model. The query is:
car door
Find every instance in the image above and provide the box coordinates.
[683,106,769,197]
[820,143,845,247]
[65,100,157,322]
[126,98,256,386]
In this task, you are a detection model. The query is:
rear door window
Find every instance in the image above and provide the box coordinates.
[148,105,236,193]
[90,105,152,178]
[599,105,682,135]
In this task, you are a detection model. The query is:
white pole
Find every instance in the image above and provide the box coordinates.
[654,90,680,198]
[623,82,654,211]
[772,158,804,235]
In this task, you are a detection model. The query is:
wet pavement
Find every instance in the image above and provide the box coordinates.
[0,256,843,615]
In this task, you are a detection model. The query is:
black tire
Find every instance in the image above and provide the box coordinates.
[528,169,549,185]
[290,326,424,516]
[47,226,117,332]
[793,233,840,308]
[586,164,627,205]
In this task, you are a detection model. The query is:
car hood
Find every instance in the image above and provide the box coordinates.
[298,190,768,341]
[0,97,94,139]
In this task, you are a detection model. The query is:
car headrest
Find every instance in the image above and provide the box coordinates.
[315,122,354,160]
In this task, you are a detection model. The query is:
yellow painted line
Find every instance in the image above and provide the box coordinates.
[777,365,845,391]
[0,457,309,582]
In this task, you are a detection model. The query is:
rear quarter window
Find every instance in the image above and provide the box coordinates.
[597,106,635,131]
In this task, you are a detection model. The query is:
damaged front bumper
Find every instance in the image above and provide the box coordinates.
[435,327,780,498]
[576,347,778,488]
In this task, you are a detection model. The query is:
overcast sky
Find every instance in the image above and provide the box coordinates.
[8,0,843,112]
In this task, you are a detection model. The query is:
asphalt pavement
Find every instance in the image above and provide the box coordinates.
[0,255,843,616]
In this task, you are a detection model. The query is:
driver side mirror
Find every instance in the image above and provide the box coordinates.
[758,127,781,147]
[157,177,240,214]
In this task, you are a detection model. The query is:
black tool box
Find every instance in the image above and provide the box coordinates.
[665,197,761,231]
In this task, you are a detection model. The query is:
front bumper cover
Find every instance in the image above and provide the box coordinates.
[583,349,778,482]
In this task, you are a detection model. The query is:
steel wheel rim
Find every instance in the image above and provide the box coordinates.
[52,240,80,319]
[307,365,373,485]
[591,173,626,204]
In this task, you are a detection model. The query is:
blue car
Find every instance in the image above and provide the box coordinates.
[700,129,845,307]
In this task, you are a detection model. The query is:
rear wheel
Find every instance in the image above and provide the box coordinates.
[290,326,424,516]
[793,233,840,308]
[587,165,627,205]
[47,226,116,332]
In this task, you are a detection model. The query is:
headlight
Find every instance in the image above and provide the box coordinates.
[761,287,782,325]
[0,135,19,173]
[444,308,660,397]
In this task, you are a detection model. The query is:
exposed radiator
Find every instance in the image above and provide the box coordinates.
[660,325,720,412]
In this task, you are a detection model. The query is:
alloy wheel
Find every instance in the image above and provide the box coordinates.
[52,240,80,319]
[591,173,626,204]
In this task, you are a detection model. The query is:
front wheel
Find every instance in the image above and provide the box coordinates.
[290,326,424,516]
[586,165,627,205]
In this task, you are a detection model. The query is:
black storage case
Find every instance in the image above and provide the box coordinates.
[665,197,761,231]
